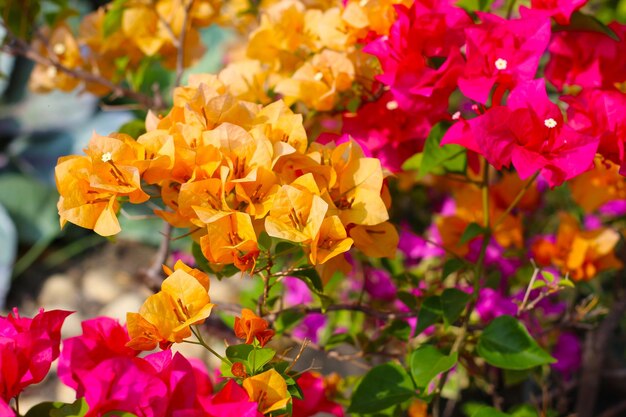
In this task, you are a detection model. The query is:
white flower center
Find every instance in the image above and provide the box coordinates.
[386,100,399,110]
[46,66,57,78]
[313,72,324,81]
[544,118,557,128]
[452,111,461,120]
[495,58,508,71]
[101,152,113,163]
[53,43,66,55]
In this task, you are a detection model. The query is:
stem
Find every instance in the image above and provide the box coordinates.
[492,171,539,230]
[12,233,56,279]
[191,326,229,364]
[175,0,195,87]
[518,261,539,316]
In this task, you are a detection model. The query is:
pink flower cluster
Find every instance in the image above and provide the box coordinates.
[341,0,626,185]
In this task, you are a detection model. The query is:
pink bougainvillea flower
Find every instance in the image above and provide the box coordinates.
[458,10,551,104]
[545,22,626,91]
[292,372,344,417]
[283,277,327,343]
[0,308,71,402]
[364,0,469,112]
[443,79,598,187]
[58,317,138,396]
[530,0,588,24]
[341,93,431,172]
[551,332,582,378]
[475,288,518,323]
[563,89,626,174]
[200,380,262,417]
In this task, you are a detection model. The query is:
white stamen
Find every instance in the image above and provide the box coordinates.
[314,72,324,81]
[46,66,57,78]
[544,118,557,128]
[381,35,389,41]
[452,111,461,120]
[101,152,113,163]
[359,0,368,6]
[495,58,508,71]
[53,43,66,55]
[386,100,399,110]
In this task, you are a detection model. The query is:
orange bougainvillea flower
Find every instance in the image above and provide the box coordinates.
[234,308,275,347]
[349,221,399,258]
[127,264,214,350]
[243,369,290,415]
[533,213,623,282]
[309,215,353,265]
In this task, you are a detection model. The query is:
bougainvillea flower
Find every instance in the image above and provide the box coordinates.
[58,317,138,396]
[56,155,121,236]
[265,174,329,243]
[530,0,588,24]
[364,0,469,110]
[0,309,71,402]
[198,211,260,271]
[341,92,430,172]
[309,215,353,265]
[292,372,344,417]
[127,266,214,350]
[201,380,261,417]
[532,213,622,281]
[475,288,518,323]
[564,89,626,174]
[545,22,626,91]
[443,80,598,187]
[569,158,626,213]
[458,10,551,104]
[243,369,290,414]
[234,309,275,347]
[551,332,582,379]
[349,222,399,258]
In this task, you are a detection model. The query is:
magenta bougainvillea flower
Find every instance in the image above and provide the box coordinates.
[0,308,71,403]
[364,0,469,112]
[563,89,626,174]
[530,0,588,24]
[475,288,518,323]
[458,10,551,104]
[58,317,138,396]
[443,79,598,187]
[200,380,261,417]
[341,93,431,172]
[545,23,626,91]
[292,372,344,417]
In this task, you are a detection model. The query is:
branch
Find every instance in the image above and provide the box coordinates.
[175,0,195,87]
[265,303,417,322]
[138,222,173,291]
[1,32,163,110]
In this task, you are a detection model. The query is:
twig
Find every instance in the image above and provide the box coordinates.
[265,303,417,322]
[175,0,194,87]
[1,34,161,110]
[138,222,173,291]
[518,260,539,315]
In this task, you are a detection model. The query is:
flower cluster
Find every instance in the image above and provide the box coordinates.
[30,0,220,94]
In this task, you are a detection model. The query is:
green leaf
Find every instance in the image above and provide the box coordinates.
[275,310,304,334]
[25,398,89,417]
[402,152,423,171]
[384,319,412,342]
[325,332,355,349]
[559,279,575,288]
[103,0,126,37]
[118,119,146,138]
[410,345,458,388]
[470,406,512,417]
[419,124,466,178]
[541,271,556,283]
[531,280,547,290]
[258,231,272,251]
[459,222,486,245]
[477,315,556,370]
[442,258,465,279]
[191,241,212,274]
[414,296,442,336]
[347,362,415,414]
[226,344,254,362]
[397,291,419,311]
[291,268,324,293]
[554,11,619,40]
[248,347,275,373]
[441,288,470,326]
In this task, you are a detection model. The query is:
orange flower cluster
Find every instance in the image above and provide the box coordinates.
[217,0,409,109]
[30,0,219,94]
[126,261,214,350]
[234,308,275,347]
[56,75,397,273]
[532,214,622,282]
